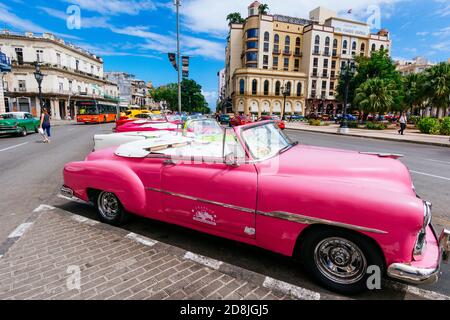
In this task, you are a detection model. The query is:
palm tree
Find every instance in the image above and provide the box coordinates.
[403,73,425,114]
[423,62,450,118]
[226,12,245,25]
[258,3,269,15]
[354,78,397,119]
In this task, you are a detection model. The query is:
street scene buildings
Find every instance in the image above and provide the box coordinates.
[223,2,391,117]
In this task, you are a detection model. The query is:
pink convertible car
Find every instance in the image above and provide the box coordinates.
[61,121,449,294]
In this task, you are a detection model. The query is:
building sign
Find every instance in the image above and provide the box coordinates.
[330,19,370,37]
[182,56,189,78]
[168,53,178,71]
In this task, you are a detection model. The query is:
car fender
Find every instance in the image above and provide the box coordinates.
[63,160,147,215]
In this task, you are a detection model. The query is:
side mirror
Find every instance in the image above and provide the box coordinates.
[224,152,239,168]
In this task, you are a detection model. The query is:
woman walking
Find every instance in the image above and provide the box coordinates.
[398,111,407,135]
[40,108,51,143]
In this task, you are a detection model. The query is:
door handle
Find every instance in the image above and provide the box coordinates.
[163,159,176,166]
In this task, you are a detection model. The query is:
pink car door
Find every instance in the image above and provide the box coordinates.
[160,158,257,239]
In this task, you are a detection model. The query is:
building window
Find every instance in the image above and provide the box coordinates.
[273,56,279,68]
[246,52,258,62]
[331,60,336,69]
[69,80,73,92]
[343,40,348,49]
[312,80,317,89]
[247,28,259,39]
[264,31,270,42]
[360,43,365,52]
[323,59,329,68]
[283,57,289,71]
[239,79,245,95]
[294,59,299,71]
[275,81,281,95]
[273,34,280,53]
[284,36,290,54]
[56,53,61,66]
[247,41,258,49]
[15,48,24,65]
[263,55,269,66]
[352,41,357,50]
[263,42,269,52]
[315,35,320,45]
[59,82,64,92]
[371,43,376,51]
[274,34,279,44]
[76,60,79,70]
[380,45,385,50]
[296,37,301,47]
[313,58,318,67]
[312,68,318,76]
[252,79,257,95]
[286,82,291,95]
[264,80,269,95]
[330,81,335,90]
[314,46,320,55]
[322,81,327,89]
[333,39,338,48]
[322,69,328,77]
[18,80,26,92]
[297,82,302,96]
[36,50,44,63]
[325,37,330,47]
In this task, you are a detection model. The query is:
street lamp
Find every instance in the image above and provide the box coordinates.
[33,62,45,114]
[280,84,289,121]
[338,59,356,134]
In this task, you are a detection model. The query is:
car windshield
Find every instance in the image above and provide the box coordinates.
[186,119,223,136]
[0,113,17,119]
[150,114,164,120]
[241,122,295,160]
[166,115,181,122]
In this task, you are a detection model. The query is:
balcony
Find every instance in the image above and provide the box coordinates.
[312,50,321,56]
[282,50,291,56]
[323,51,331,57]
[272,49,281,55]
[310,73,319,78]
[321,73,329,78]
[294,51,303,57]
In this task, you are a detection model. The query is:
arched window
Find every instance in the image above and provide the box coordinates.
[297,82,302,97]
[360,43,365,51]
[371,43,376,51]
[295,37,301,46]
[285,36,290,45]
[252,79,257,95]
[380,45,385,50]
[274,34,279,43]
[325,37,330,46]
[286,82,291,95]
[275,81,281,96]
[264,32,270,42]
[333,39,338,48]
[352,41,357,50]
[264,80,269,95]
[315,35,320,45]
[239,79,245,95]
[343,40,348,49]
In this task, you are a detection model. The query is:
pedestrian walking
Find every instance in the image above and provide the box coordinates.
[398,111,407,135]
[40,108,51,143]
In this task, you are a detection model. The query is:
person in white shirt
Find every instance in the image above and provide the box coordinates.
[398,112,407,135]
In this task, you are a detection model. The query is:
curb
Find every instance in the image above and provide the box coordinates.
[286,127,450,148]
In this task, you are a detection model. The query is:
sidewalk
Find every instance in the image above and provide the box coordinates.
[286,122,450,148]
[0,206,321,300]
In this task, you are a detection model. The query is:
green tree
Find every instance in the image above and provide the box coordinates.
[337,49,403,113]
[353,78,397,117]
[402,73,426,114]
[226,12,245,25]
[423,62,450,118]
[258,3,269,15]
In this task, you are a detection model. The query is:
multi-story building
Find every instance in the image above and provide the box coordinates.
[131,80,147,107]
[224,2,391,117]
[0,30,119,119]
[395,57,435,76]
[105,71,135,107]
[217,68,226,109]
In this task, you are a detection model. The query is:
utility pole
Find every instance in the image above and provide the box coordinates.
[175,0,182,115]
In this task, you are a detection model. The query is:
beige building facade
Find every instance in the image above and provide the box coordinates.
[0,31,119,119]
[224,2,391,117]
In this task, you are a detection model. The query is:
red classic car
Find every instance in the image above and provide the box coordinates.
[257,115,285,130]
[230,115,252,127]
[61,121,449,294]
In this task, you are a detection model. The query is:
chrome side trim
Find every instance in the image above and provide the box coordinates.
[145,187,388,235]
[256,211,388,235]
[359,152,404,159]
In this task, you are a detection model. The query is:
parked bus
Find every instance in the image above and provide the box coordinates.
[76,100,119,124]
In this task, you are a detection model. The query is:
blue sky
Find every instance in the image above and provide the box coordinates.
[0,0,449,108]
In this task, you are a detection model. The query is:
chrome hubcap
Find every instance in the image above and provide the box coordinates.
[314,237,367,284]
[98,192,120,220]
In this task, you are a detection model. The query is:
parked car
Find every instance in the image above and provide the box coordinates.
[115,120,179,133]
[218,114,231,125]
[230,115,252,127]
[257,115,285,130]
[0,112,40,137]
[288,115,305,122]
[335,114,357,123]
[61,121,449,294]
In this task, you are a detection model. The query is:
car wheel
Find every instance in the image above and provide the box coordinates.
[18,128,27,137]
[96,191,128,226]
[300,227,384,294]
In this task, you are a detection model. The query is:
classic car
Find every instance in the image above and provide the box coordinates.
[230,115,252,127]
[114,120,179,133]
[218,114,231,125]
[61,121,450,294]
[257,115,285,130]
[0,112,40,136]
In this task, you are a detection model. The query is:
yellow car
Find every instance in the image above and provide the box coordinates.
[125,110,151,118]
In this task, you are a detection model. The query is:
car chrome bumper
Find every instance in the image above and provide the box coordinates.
[60,186,74,198]
[387,228,450,285]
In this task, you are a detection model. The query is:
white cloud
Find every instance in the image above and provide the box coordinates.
[202,90,218,108]
[431,40,450,52]
[0,3,80,40]
[64,0,156,16]
[180,0,403,36]
[416,31,429,36]
[432,26,450,37]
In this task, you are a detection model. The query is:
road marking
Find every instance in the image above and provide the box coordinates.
[126,232,158,247]
[0,142,28,153]
[385,280,450,300]
[70,214,99,226]
[33,204,56,213]
[183,251,223,270]
[8,222,33,238]
[410,170,450,181]
[263,277,321,300]
[424,159,450,165]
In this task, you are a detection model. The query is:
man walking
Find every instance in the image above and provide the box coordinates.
[398,111,407,135]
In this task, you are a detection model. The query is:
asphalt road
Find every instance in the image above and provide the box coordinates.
[0,124,449,299]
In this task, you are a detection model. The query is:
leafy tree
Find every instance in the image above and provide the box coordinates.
[402,73,426,114]
[423,62,450,118]
[150,79,210,114]
[337,49,404,113]
[258,3,269,15]
[226,12,245,25]
[353,78,397,117]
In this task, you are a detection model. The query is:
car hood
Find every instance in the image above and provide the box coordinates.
[258,144,415,196]
[0,119,18,125]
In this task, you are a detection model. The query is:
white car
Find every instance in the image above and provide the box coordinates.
[93,130,176,151]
